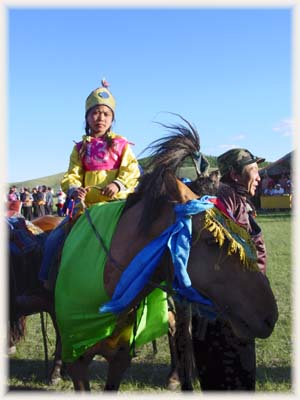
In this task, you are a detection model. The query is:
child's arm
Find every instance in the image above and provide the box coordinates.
[61,146,85,197]
[112,144,140,193]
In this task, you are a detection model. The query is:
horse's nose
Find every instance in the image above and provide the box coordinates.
[261,308,278,338]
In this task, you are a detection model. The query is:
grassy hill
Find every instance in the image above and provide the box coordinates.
[9,172,65,193]
[8,155,270,192]
[8,155,218,191]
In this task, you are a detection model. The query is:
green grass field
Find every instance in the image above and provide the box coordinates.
[7,212,292,393]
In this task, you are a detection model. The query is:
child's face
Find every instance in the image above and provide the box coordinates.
[87,105,114,137]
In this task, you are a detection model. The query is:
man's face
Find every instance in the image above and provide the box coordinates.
[239,162,261,196]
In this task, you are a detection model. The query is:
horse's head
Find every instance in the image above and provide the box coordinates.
[188,212,278,339]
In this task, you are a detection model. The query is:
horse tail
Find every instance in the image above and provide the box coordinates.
[9,250,26,344]
[8,219,46,344]
[9,316,27,345]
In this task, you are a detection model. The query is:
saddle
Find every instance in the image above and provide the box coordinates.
[7,216,45,255]
[8,216,56,316]
[31,215,64,233]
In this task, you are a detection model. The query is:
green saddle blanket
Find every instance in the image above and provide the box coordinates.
[55,200,168,362]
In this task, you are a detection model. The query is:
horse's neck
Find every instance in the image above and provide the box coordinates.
[104,200,175,298]
[104,181,199,297]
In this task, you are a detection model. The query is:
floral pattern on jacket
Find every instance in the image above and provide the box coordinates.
[61,132,140,206]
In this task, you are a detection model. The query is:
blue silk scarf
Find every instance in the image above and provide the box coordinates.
[100,196,216,315]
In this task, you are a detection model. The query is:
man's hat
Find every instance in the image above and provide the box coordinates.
[85,79,116,114]
[217,148,265,176]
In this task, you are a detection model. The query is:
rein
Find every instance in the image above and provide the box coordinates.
[82,203,125,273]
[81,202,171,302]
[83,200,176,295]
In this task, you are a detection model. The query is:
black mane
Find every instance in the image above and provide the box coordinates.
[124,116,204,233]
[143,116,200,173]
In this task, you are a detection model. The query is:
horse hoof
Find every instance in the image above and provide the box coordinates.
[48,375,62,385]
[48,367,70,385]
[8,346,16,355]
[167,378,181,391]
[48,369,66,385]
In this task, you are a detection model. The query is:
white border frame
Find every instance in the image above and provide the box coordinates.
[1,1,298,399]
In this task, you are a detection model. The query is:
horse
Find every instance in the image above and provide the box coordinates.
[53,118,278,392]
[8,213,65,384]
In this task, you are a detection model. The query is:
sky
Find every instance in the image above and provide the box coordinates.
[6,5,294,183]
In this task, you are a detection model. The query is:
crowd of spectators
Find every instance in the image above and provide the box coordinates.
[6,185,67,220]
[260,172,293,196]
[7,171,292,219]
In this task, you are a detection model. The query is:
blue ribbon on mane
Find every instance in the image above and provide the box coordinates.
[100,196,216,315]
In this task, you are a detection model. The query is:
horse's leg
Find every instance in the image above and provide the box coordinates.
[174,301,194,391]
[104,344,131,391]
[152,340,158,355]
[67,357,91,391]
[47,310,65,384]
[166,309,180,390]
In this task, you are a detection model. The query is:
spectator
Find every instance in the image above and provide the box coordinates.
[56,190,66,217]
[270,183,284,196]
[45,187,54,215]
[31,187,39,218]
[286,181,293,194]
[263,186,273,195]
[7,186,22,216]
[19,187,26,203]
[278,174,288,192]
[7,186,18,201]
[36,186,46,217]
[22,188,33,221]
[261,172,274,194]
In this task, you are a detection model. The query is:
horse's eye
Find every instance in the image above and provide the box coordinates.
[206,238,218,246]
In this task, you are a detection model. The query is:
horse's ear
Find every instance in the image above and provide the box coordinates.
[176,179,199,202]
[209,170,220,190]
[163,169,198,203]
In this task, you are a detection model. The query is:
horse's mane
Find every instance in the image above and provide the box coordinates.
[124,116,203,233]
[142,116,201,173]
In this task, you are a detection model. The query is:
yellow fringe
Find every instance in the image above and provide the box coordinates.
[203,207,259,271]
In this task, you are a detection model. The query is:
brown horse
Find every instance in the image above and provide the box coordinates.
[8,213,65,384]
[8,213,175,386]
[54,119,278,391]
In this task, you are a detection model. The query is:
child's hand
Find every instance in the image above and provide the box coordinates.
[101,182,120,199]
[72,187,89,201]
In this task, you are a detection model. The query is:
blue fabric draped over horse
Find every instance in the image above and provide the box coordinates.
[99,196,216,315]
[54,115,278,392]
